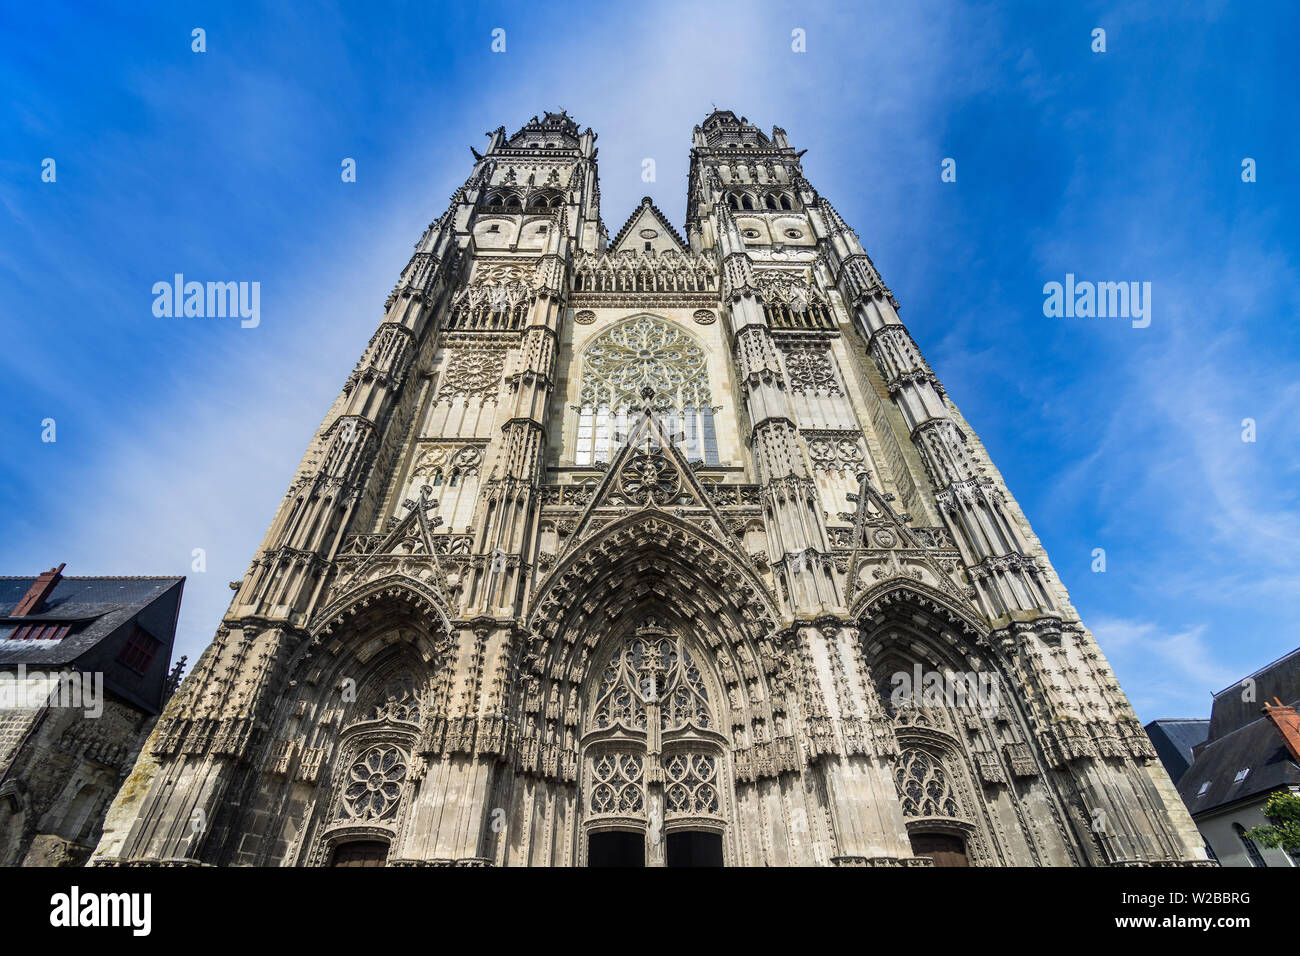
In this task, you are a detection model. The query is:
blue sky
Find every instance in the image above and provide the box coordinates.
[2,1,1297,722]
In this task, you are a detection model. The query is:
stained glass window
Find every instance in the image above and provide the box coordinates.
[575,315,718,466]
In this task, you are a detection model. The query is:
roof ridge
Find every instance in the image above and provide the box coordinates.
[0,575,185,581]
[1211,645,1300,697]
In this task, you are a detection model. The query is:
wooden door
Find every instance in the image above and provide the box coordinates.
[329,841,389,867]
[909,832,969,867]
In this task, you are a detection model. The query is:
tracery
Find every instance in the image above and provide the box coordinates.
[575,315,718,465]
[584,618,723,825]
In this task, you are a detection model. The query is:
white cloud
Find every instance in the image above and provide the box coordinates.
[1090,616,1235,719]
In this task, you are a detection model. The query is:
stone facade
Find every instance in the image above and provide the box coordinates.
[91,110,1208,867]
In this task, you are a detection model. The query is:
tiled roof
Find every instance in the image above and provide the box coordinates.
[1208,646,1300,738]
[1145,718,1210,785]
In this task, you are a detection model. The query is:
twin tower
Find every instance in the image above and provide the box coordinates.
[93,110,1206,867]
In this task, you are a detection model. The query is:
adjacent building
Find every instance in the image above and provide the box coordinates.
[0,564,183,866]
[1170,648,1300,867]
[90,110,1205,867]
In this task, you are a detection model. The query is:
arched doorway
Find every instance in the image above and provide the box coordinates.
[587,829,645,867]
[854,581,1068,867]
[666,830,724,867]
[524,508,785,867]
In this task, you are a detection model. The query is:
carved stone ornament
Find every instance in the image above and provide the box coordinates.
[438,348,506,401]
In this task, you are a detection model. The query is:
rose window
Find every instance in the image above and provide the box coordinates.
[343,746,408,820]
[575,315,718,465]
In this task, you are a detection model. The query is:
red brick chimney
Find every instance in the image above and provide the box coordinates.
[11,563,65,616]
[1262,697,1300,766]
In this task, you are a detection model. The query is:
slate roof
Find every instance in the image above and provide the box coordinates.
[0,574,185,712]
[1145,718,1210,785]
[1176,646,1300,817]
[1208,647,1300,738]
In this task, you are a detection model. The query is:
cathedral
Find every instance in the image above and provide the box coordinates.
[91,110,1208,867]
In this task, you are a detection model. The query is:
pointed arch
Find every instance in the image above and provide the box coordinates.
[525,512,784,758]
[851,578,989,645]
[530,510,780,650]
[303,573,456,678]
[853,579,1072,867]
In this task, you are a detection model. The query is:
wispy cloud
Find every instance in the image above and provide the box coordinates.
[1091,616,1236,718]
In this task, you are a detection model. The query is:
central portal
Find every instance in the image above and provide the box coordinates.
[580,616,730,866]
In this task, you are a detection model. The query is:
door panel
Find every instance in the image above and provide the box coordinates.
[329,840,389,867]
[909,832,969,867]
[666,830,724,867]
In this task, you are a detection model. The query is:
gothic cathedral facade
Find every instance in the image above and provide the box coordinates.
[92,110,1207,867]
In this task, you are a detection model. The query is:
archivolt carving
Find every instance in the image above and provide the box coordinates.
[528,511,780,648]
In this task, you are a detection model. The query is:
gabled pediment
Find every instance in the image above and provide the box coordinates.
[325,486,452,616]
[555,389,744,565]
[607,197,688,255]
[843,478,975,611]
